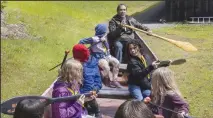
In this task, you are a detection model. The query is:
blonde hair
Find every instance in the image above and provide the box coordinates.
[60,59,83,88]
[151,67,182,104]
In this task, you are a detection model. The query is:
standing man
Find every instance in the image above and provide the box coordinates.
[108,4,152,63]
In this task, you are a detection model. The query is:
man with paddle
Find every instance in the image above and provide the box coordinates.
[108,4,152,63]
[108,4,197,63]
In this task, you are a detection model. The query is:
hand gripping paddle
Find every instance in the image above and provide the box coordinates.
[1,91,96,115]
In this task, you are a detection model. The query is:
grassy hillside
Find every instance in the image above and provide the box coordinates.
[1,1,158,118]
[140,24,213,117]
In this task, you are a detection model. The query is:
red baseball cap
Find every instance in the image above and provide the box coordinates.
[72,44,90,62]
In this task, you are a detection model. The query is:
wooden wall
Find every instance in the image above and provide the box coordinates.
[165,0,213,21]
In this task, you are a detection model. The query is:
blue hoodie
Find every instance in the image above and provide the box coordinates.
[80,55,102,93]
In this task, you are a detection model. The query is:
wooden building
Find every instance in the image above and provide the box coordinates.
[165,0,213,21]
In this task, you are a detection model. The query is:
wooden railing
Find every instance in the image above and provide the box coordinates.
[189,17,213,24]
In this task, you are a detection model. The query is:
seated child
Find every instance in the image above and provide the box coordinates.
[14,99,46,118]
[114,99,155,118]
[126,40,159,101]
[52,59,94,118]
[79,24,122,88]
[149,67,190,118]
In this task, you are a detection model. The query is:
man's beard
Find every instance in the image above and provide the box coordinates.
[120,13,126,18]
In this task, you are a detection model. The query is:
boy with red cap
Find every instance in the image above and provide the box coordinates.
[72,44,90,63]
[72,44,102,118]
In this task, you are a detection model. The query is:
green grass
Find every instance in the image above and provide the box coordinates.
[1,1,158,118]
[140,24,213,117]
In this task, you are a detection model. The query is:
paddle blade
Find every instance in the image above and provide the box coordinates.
[1,96,48,115]
[171,59,186,65]
[158,59,186,67]
[174,41,198,52]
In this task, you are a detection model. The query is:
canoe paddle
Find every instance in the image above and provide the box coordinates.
[1,91,96,115]
[49,50,70,71]
[61,50,70,68]
[158,58,186,67]
[120,24,198,52]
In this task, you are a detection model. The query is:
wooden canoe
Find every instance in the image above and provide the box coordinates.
[42,31,158,118]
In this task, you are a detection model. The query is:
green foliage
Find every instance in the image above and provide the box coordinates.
[1,1,7,12]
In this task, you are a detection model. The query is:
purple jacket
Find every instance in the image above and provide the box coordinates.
[51,80,87,118]
[151,93,189,118]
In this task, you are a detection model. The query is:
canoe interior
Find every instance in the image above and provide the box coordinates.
[42,31,158,118]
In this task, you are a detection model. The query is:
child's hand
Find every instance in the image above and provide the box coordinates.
[77,94,85,105]
[144,97,151,104]
[146,30,153,36]
[177,111,186,118]
[85,91,97,102]
[152,61,160,69]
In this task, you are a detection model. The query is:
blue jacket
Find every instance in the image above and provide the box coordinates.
[79,24,107,93]
[80,56,102,93]
[79,24,110,59]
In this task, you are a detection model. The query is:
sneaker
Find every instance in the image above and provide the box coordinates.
[110,81,123,88]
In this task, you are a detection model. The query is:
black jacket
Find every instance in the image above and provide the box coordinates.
[108,14,150,41]
[127,56,154,90]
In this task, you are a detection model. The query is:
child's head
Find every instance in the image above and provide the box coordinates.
[127,40,143,59]
[114,100,155,118]
[13,99,47,118]
[151,67,181,103]
[60,59,83,85]
[95,24,107,37]
[72,44,90,63]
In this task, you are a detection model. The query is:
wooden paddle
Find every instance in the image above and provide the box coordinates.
[60,50,70,68]
[49,50,70,71]
[158,58,186,67]
[120,24,198,52]
[1,91,96,115]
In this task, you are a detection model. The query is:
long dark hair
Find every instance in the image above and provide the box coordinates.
[14,99,47,118]
[126,39,143,61]
[114,100,154,118]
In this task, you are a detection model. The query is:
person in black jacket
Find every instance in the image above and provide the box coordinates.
[108,4,152,63]
[127,40,159,101]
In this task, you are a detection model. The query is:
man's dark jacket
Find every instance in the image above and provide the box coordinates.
[108,14,150,41]
[127,56,154,90]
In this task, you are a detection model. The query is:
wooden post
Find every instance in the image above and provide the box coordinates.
[192,17,194,23]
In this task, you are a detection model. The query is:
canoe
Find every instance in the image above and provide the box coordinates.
[42,31,158,118]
